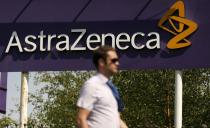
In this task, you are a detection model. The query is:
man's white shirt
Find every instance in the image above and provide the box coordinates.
[77,73,120,128]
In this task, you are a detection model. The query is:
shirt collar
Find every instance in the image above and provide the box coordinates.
[97,73,109,84]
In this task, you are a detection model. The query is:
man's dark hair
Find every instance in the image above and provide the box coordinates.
[93,45,116,69]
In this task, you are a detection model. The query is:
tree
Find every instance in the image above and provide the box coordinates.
[29,71,93,128]
[182,69,210,127]
[113,69,210,127]
[113,70,175,128]
[29,69,210,127]
[0,116,17,128]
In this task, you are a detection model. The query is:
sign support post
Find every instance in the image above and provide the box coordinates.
[174,70,183,128]
[20,72,28,128]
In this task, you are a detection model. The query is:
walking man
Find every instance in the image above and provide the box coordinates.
[77,45,128,128]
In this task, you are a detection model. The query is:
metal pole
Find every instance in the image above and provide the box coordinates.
[20,72,29,128]
[175,70,183,128]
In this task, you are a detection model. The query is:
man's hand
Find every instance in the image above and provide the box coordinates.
[120,119,128,128]
[76,107,91,128]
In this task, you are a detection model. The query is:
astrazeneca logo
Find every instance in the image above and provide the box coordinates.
[158,0,198,49]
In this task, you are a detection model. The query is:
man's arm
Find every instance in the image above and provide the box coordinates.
[120,118,128,128]
[119,113,128,128]
[76,107,91,128]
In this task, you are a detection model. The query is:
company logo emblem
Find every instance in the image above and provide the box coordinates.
[158,0,198,49]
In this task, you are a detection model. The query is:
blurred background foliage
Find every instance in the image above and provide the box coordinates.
[27,69,210,128]
[0,116,17,128]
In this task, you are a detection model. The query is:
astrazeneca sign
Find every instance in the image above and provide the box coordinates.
[5,30,160,53]
[0,0,210,71]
